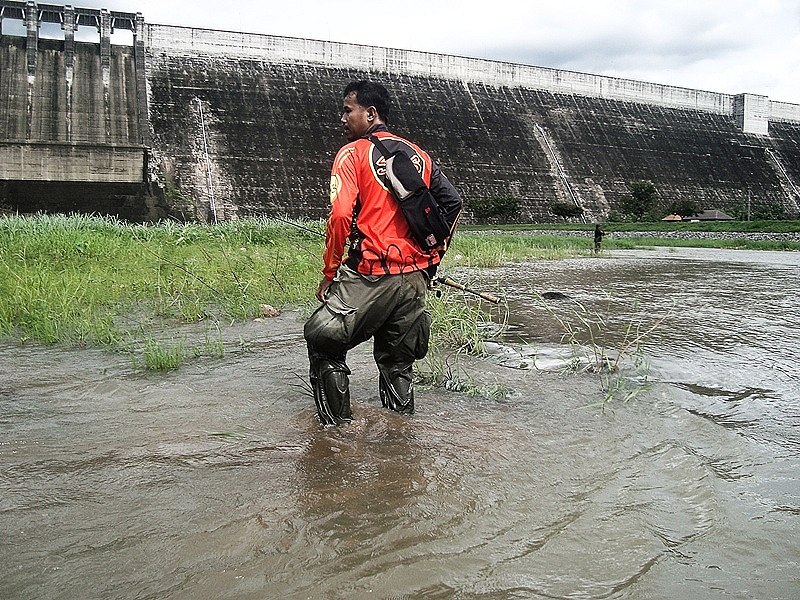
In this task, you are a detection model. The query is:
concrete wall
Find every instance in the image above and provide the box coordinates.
[144,24,800,126]
[734,94,769,136]
[770,101,800,124]
[0,141,145,182]
[0,36,143,154]
[144,24,800,223]
[0,1,155,219]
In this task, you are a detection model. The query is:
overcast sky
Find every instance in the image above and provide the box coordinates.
[29,0,800,103]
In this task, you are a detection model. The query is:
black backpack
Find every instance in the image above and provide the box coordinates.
[368,134,451,251]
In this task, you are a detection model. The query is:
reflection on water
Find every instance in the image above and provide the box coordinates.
[1,248,799,599]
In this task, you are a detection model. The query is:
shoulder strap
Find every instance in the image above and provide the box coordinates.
[367,134,392,159]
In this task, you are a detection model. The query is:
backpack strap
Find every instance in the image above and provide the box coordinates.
[367,134,392,159]
[367,134,396,193]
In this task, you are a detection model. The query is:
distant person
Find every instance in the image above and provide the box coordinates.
[593,223,604,253]
[303,80,463,426]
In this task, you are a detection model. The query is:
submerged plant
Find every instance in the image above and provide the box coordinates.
[198,323,225,359]
[540,293,671,409]
[416,288,513,401]
[416,343,515,401]
[139,338,187,371]
[428,281,508,354]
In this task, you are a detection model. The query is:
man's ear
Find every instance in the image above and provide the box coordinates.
[366,106,376,121]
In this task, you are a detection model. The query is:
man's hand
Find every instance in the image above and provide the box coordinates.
[316,278,333,302]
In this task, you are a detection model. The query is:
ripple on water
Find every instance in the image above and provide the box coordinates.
[2,248,799,599]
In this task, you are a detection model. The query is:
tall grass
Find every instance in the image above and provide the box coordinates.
[0,215,588,344]
[0,214,598,371]
[448,232,593,266]
[0,214,324,363]
[417,290,512,400]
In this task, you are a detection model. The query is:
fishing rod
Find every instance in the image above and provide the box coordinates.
[433,276,502,304]
[272,216,504,304]
[270,215,327,237]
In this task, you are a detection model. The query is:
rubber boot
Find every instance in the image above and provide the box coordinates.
[378,364,415,414]
[310,358,352,426]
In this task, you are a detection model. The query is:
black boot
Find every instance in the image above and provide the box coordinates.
[310,358,352,426]
[378,365,415,414]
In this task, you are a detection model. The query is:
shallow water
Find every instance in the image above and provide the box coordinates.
[1,247,798,599]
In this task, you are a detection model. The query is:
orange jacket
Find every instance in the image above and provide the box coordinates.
[323,126,462,280]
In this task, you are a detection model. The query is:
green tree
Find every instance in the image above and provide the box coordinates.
[669,199,700,218]
[469,195,521,219]
[550,202,584,219]
[624,181,657,220]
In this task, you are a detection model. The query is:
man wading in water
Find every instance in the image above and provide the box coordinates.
[304,80,463,425]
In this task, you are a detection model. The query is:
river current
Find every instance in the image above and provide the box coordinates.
[1,247,798,599]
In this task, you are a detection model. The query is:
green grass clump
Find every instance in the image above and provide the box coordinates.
[4,212,793,373]
[448,232,592,266]
[0,213,325,363]
[139,338,187,370]
[415,285,511,398]
[463,219,800,234]
[428,290,505,353]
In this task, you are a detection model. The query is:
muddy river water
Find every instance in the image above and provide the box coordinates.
[1,247,798,599]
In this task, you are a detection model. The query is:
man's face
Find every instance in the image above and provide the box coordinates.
[341,92,373,141]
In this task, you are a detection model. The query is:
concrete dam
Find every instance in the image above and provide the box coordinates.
[2,1,800,223]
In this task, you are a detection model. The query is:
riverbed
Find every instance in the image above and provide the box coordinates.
[1,247,798,599]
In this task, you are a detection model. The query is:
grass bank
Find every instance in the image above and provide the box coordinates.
[463,220,800,251]
[607,236,800,251]
[447,232,598,265]
[463,220,800,233]
[0,214,591,365]
[0,214,324,350]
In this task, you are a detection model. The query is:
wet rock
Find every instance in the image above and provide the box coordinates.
[540,291,571,300]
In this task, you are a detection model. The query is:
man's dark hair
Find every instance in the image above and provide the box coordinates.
[344,80,391,123]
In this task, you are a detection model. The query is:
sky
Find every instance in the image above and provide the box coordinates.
[17,0,800,103]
